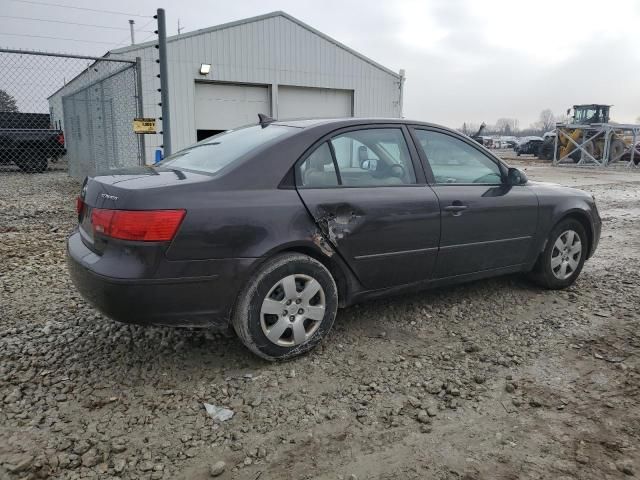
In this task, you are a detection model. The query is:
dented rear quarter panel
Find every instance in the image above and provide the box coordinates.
[165,188,321,260]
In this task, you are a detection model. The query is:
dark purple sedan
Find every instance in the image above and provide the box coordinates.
[67,117,601,360]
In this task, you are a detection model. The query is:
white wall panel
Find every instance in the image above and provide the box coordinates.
[52,12,402,162]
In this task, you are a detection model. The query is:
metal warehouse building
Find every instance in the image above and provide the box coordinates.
[49,11,404,168]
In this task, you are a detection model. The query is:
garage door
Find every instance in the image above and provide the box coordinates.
[194,83,270,135]
[278,86,353,120]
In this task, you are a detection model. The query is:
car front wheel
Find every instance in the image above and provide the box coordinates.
[232,253,338,360]
[529,218,588,289]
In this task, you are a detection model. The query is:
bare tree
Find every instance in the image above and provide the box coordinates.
[495,118,520,135]
[0,89,19,112]
[536,109,555,133]
[459,122,480,136]
[468,123,482,136]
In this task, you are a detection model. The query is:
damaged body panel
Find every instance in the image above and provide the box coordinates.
[297,187,441,289]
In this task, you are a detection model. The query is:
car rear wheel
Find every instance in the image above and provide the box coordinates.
[232,253,338,360]
[528,218,587,289]
[14,150,48,173]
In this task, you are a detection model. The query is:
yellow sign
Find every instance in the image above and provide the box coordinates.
[133,118,156,134]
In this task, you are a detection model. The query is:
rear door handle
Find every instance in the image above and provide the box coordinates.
[444,204,468,216]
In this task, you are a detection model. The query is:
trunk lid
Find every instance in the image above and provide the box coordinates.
[78,166,210,251]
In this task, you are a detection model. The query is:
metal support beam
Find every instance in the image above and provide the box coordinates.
[157,8,172,156]
[552,122,640,169]
[629,130,637,168]
[135,56,146,166]
[129,20,135,45]
[0,47,135,63]
[555,127,603,166]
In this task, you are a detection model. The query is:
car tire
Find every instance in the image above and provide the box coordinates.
[528,218,588,289]
[14,151,47,173]
[232,253,338,361]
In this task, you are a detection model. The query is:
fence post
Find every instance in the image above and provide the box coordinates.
[157,8,172,156]
[135,56,146,166]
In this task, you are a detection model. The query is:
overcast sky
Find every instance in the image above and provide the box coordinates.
[2,0,639,128]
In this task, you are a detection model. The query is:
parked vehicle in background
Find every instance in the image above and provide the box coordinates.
[516,137,543,156]
[0,112,66,173]
[67,117,601,360]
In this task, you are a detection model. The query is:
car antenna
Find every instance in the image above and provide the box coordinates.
[258,113,275,128]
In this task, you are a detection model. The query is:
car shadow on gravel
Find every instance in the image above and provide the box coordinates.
[333,273,539,331]
[66,272,538,375]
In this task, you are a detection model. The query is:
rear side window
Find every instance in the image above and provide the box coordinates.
[298,128,417,188]
[299,142,339,187]
[331,128,416,187]
[160,125,293,174]
[331,129,416,186]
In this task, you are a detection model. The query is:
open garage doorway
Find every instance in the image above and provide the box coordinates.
[196,129,225,141]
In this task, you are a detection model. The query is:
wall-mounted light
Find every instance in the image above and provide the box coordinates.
[199,63,211,75]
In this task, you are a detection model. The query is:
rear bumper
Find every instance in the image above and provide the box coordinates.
[66,231,257,328]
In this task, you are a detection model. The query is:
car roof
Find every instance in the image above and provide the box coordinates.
[272,117,442,129]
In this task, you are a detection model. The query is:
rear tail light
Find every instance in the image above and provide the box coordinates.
[91,209,186,242]
[56,132,65,146]
[76,196,84,216]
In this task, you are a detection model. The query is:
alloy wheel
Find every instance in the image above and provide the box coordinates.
[550,230,582,280]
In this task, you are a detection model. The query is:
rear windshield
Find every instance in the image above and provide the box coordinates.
[159,125,293,174]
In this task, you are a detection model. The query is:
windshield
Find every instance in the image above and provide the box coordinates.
[159,125,294,174]
[574,106,607,124]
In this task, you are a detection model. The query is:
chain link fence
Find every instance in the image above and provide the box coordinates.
[0,49,143,177]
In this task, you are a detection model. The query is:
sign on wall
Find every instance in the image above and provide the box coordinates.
[133,117,156,134]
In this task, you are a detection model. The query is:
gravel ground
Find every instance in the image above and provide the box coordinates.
[1,161,639,480]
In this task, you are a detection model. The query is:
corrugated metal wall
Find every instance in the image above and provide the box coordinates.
[52,13,402,162]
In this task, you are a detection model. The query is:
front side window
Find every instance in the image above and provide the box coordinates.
[414,130,503,184]
[160,124,293,174]
[330,128,416,186]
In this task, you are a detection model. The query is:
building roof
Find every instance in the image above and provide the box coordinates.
[110,11,400,79]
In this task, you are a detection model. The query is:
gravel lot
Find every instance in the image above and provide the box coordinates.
[1,160,639,480]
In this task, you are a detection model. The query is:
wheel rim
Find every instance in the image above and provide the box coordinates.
[550,230,582,280]
[260,274,326,347]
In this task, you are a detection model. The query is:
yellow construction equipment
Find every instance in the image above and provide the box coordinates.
[539,104,627,163]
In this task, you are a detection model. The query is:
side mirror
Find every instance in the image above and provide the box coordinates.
[507,167,527,186]
[360,159,378,171]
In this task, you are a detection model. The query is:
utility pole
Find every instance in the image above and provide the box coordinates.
[156,8,172,155]
[398,69,405,118]
[135,57,145,165]
[129,19,135,45]
[177,19,183,34]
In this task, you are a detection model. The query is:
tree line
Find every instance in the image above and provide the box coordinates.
[459,109,570,137]
[0,89,19,113]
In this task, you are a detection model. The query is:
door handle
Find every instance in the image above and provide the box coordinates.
[444,204,468,216]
